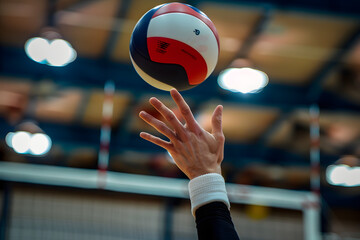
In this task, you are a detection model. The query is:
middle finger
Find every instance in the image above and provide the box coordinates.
[149,97,187,139]
[139,110,177,142]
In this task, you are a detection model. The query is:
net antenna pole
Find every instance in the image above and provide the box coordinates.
[310,104,321,195]
[97,80,115,188]
[304,104,321,240]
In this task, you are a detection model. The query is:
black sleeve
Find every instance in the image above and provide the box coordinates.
[195,201,240,240]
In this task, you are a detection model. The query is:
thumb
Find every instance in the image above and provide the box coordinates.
[211,105,223,137]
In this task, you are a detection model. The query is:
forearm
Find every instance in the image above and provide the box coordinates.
[195,202,240,240]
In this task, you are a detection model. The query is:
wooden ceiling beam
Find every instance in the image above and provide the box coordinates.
[306,26,360,103]
[235,4,274,60]
[102,0,132,61]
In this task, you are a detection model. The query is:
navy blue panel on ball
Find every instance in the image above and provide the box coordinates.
[130,4,167,59]
[130,43,193,91]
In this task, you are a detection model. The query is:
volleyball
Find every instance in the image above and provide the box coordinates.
[129,2,219,91]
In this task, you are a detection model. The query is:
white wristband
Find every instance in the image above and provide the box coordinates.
[188,173,230,216]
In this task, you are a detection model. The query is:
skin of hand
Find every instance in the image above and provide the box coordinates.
[139,88,225,180]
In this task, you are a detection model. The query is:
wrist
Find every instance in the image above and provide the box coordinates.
[188,173,230,217]
[188,167,222,180]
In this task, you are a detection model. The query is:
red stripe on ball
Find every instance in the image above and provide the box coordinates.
[147,36,207,86]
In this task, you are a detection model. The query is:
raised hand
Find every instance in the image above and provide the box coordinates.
[139,89,225,180]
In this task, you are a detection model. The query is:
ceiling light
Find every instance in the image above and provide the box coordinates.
[24,28,76,67]
[218,67,269,94]
[10,131,31,154]
[326,156,360,187]
[29,133,52,155]
[6,131,52,156]
[326,164,360,187]
[5,121,52,156]
[24,37,49,63]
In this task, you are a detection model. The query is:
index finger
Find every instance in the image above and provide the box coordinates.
[170,89,199,132]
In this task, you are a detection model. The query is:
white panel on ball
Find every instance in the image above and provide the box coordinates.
[147,13,219,78]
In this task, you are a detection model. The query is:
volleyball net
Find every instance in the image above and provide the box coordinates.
[0,161,321,240]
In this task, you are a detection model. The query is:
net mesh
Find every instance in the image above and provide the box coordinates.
[9,187,163,240]
[4,185,305,240]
